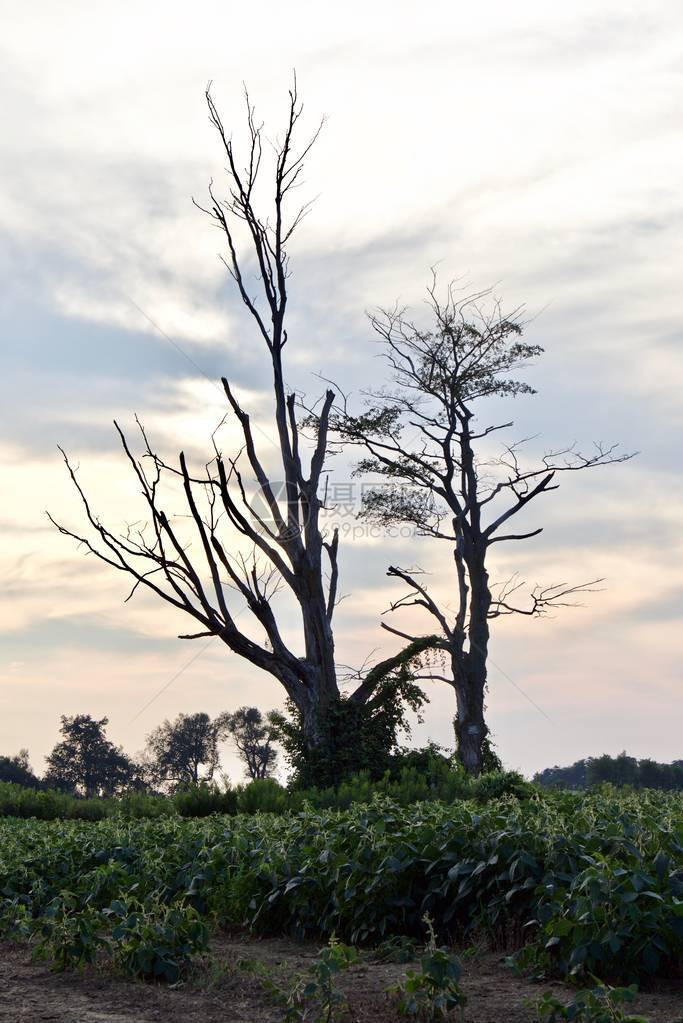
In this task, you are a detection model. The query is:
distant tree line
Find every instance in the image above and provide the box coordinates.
[0,708,280,798]
[4,717,680,800]
[534,752,683,791]
[0,664,427,797]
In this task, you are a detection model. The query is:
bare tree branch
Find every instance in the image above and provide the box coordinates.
[334,276,634,774]
[49,81,367,750]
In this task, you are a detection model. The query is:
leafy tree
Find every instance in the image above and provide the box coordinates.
[0,749,41,788]
[223,706,279,780]
[145,711,227,791]
[587,751,638,787]
[44,715,133,797]
[638,757,666,790]
[274,657,429,788]
[338,280,631,774]
[534,759,588,790]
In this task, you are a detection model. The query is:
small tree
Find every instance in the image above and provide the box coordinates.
[145,711,227,790]
[339,280,632,775]
[223,706,279,780]
[0,749,41,788]
[534,759,588,790]
[44,715,133,797]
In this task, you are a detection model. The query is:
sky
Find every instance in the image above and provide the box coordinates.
[1,0,681,781]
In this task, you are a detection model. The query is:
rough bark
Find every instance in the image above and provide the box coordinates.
[452,665,488,777]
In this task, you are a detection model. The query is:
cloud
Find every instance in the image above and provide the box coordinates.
[2,0,682,775]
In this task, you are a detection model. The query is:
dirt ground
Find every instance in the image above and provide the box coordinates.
[1,936,681,1023]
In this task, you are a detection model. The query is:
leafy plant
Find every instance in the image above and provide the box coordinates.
[107,899,209,982]
[390,915,466,1021]
[286,937,359,1022]
[33,895,108,970]
[171,782,238,817]
[534,982,649,1022]
[520,848,683,981]
[0,788,680,985]
[371,934,418,963]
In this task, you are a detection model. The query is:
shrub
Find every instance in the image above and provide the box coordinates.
[236,778,290,815]
[118,792,176,819]
[0,782,111,821]
[535,982,650,1022]
[0,764,536,821]
[469,769,534,804]
[173,783,238,817]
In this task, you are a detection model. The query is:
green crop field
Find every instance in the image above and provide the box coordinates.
[1,788,681,989]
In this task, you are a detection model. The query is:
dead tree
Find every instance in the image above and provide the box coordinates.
[49,82,358,755]
[337,279,633,775]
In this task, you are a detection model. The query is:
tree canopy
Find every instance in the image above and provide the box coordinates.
[144,711,227,791]
[0,750,40,788]
[44,715,133,797]
[223,706,279,780]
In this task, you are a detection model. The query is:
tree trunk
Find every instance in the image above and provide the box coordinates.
[452,662,488,776]
[300,596,337,706]
[453,551,491,776]
[294,550,339,749]
[297,665,337,751]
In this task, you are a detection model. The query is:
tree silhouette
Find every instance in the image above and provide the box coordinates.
[0,749,40,788]
[338,280,632,774]
[224,706,279,780]
[44,715,133,797]
[144,711,227,790]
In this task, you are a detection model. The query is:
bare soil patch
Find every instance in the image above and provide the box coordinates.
[1,937,681,1022]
